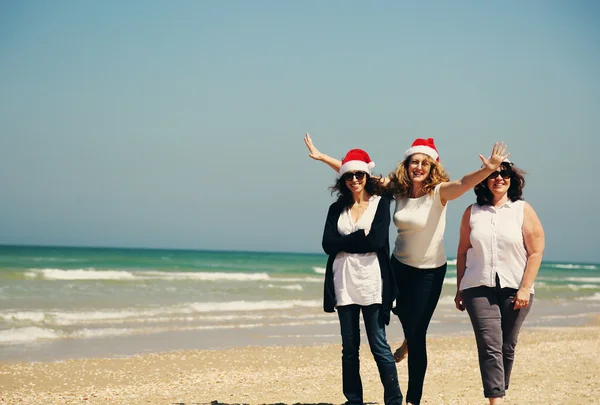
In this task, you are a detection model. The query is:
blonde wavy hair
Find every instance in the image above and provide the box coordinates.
[388,154,450,198]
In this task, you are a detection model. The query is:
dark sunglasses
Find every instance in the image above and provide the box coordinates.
[342,171,367,181]
[487,169,512,180]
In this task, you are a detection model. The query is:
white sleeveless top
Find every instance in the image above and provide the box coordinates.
[392,184,447,268]
[460,200,532,292]
[333,195,383,306]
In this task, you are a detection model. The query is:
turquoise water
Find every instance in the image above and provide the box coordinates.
[1,245,598,361]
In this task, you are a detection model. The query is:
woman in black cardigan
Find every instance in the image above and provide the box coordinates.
[321,148,402,405]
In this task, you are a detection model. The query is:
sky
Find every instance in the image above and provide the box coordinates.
[1,1,599,263]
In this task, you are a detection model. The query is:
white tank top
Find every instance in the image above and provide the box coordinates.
[392,184,447,268]
[460,200,532,292]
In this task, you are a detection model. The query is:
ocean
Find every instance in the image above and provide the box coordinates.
[1,245,598,362]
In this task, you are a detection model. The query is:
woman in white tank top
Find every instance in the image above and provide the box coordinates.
[454,161,545,404]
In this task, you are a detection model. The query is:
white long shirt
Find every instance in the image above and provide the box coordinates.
[333,195,383,306]
[459,200,532,292]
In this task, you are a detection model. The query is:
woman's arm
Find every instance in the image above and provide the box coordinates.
[304,133,342,172]
[304,133,391,185]
[439,142,510,205]
[454,205,472,311]
[322,203,370,256]
[321,197,392,256]
[513,202,545,309]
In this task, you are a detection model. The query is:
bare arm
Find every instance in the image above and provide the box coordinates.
[304,133,391,185]
[439,142,510,205]
[304,133,342,172]
[454,205,472,311]
[513,202,545,309]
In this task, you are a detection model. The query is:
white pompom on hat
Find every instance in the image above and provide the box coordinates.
[338,149,376,175]
[404,138,439,162]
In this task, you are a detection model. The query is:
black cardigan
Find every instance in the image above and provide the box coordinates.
[321,195,396,325]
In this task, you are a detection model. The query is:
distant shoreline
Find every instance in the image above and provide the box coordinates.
[1,243,598,265]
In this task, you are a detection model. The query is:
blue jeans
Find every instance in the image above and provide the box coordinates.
[392,257,447,405]
[337,304,403,405]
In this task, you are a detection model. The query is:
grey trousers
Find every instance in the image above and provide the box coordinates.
[462,284,533,398]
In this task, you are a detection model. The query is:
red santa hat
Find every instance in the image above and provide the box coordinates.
[404,138,439,162]
[339,149,375,175]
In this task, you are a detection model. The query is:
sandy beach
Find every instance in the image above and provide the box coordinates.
[1,322,599,405]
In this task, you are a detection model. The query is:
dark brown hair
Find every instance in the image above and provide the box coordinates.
[474,162,526,206]
[329,173,389,207]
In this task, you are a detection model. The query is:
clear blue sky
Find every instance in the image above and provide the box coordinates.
[1,1,598,262]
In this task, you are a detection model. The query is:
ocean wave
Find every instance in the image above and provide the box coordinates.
[0,327,60,344]
[566,284,600,291]
[25,269,136,280]
[0,300,322,327]
[32,257,87,263]
[443,277,457,285]
[264,284,303,291]
[187,300,321,313]
[23,268,272,281]
[0,318,339,345]
[0,326,149,344]
[576,292,600,301]
[72,328,134,339]
[312,267,326,275]
[565,277,600,283]
[548,264,598,270]
[276,276,322,283]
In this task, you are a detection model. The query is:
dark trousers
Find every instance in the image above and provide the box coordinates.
[462,283,533,398]
[337,304,403,405]
[392,257,447,405]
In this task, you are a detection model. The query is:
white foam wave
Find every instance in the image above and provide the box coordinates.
[0,300,322,326]
[24,269,271,282]
[446,259,457,266]
[551,264,598,270]
[265,284,303,291]
[312,267,326,275]
[0,311,47,324]
[276,276,322,283]
[188,300,321,313]
[137,271,271,281]
[443,277,457,285]
[567,284,600,291]
[565,277,600,283]
[577,292,600,301]
[0,327,59,344]
[25,269,136,280]
[72,328,133,339]
[0,317,340,344]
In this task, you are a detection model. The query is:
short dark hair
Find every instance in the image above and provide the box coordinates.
[329,174,389,207]
[474,162,526,206]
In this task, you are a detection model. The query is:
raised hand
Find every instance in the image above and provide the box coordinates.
[303,133,343,172]
[479,142,510,170]
[304,133,325,161]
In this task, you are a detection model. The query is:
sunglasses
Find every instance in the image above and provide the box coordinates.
[342,171,367,181]
[487,169,512,180]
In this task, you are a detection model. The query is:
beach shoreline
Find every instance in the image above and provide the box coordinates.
[2,320,599,405]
